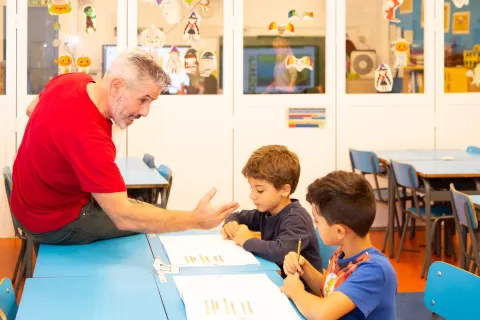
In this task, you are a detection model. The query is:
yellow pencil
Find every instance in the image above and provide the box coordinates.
[297,239,301,261]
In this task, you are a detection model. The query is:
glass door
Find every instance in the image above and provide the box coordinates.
[125,0,235,209]
[232,0,336,210]
[15,0,128,152]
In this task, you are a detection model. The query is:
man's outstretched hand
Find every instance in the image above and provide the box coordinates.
[193,188,239,229]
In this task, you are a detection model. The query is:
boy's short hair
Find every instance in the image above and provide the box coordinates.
[242,145,300,194]
[306,171,376,237]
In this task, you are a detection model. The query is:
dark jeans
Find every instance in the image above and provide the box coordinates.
[14,197,138,245]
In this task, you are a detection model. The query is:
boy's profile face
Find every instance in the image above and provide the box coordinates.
[247,177,290,214]
[313,205,341,246]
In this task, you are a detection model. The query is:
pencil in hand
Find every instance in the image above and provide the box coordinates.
[296,239,301,261]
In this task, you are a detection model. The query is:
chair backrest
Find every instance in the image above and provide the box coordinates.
[466,145,480,154]
[0,278,17,320]
[157,164,173,209]
[450,184,478,229]
[390,160,419,189]
[1,167,12,205]
[142,153,156,169]
[315,228,339,269]
[349,149,381,174]
[424,262,480,319]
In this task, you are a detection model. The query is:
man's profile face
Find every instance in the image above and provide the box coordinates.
[109,79,161,129]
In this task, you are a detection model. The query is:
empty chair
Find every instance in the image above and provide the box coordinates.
[0,278,18,320]
[449,183,480,274]
[424,261,480,319]
[2,167,37,293]
[466,145,480,154]
[390,161,454,278]
[349,149,388,202]
[156,164,173,209]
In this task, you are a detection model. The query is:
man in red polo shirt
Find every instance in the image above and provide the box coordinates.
[10,49,238,245]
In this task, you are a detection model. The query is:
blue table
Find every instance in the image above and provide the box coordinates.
[406,160,480,178]
[154,270,304,320]
[34,234,154,277]
[470,195,480,209]
[410,149,480,161]
[16,273,167,320]
[116,157,168,188]
[376,149,432,162]
[147,230,280,274]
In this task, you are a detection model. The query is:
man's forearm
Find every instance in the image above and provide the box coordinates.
[114,199,200,233]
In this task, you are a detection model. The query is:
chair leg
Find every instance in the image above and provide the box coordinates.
[421,219,440,278]
[12,239,26,285]
[409,219,416,240]
[15,252,26,294]
[25,238,33,278]
[396,215,411,262]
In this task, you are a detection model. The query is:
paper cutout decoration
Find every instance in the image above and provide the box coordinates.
[374,64,393,93]
[452,0,469,8]
[199,0,210,13]
[285,55,313,71]
[391,38,410,68]
[53,22,61,31]
[48,0,72,15]
[184,48,199,74]
[184,12,200,44]
[140,25,166,48]
[156,0,163,4]
[384,0,404,23]
[160,0,181,24]
[83,5,97,33]
[58,54,73,75]
[287,10,314,21]
[268,22,295,36]
[199,51,217,77]
[466,63,480,86]
[76,55,91,73]
[183,0,196,9]
[52,39,60,48]
[166,46,182,74]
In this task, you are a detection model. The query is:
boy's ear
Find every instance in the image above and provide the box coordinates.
[336,224,346,240]
[280,184,291,197]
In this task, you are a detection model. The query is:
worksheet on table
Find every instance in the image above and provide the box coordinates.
[173,274,301,320]
[159,235,260,267]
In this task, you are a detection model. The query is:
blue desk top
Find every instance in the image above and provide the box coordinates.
[154,270,304,320]
[409,149,480,160]
[16,273,167,320]
[376,150,432,162]
[406,160,480,178]
[147,229,280,274]
[116,157,168,187]
[34,234,154,277]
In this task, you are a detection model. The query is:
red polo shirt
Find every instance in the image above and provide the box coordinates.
[10,73,126,233]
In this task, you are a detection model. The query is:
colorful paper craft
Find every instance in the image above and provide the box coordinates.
[184,12,200,44]
[285,55,313,71]
[374,64,393,93]
[83,5,97,33]
[391,38,410,68]
[200,51,217,77]
[384,0,404,23]
[48,0,72,15]
[287,10,313,21]
[268,22,295,36]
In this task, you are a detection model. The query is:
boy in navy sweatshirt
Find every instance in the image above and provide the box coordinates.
[221,145,322,276]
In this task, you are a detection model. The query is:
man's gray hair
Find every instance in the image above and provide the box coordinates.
[105,48,172,91]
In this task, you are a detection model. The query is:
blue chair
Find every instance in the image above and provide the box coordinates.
[349,149,388,202]
[143,153,173,209]
[0,278,18,320]
[315,228,339,269]
[2,167,37,294]
[466,145,480,154]
[424,261,480,319]
[449,183,480,274]
[390,161,454,277]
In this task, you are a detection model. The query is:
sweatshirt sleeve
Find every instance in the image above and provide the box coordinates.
[242,214,311,265]
[224,209,262,231]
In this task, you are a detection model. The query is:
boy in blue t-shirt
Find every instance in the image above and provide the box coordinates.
[281,171,398,320]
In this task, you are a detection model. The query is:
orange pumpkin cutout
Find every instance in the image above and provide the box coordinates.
[76,56,91,73]
[58,54,73,74]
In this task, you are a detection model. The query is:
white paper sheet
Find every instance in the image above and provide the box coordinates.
[174,274,302,320]
[159,235,260,267]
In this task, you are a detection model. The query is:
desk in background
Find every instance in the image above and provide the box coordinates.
[116,156,168,189]
[34,234,154,277]
[155,270,304,320]
[147,229,281,274]
[16,273,167,320]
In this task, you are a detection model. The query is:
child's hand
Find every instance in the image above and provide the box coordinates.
[280,273,305,299]
[221,221,239,239]
[232,224,254,246]
[283,251,307,277]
